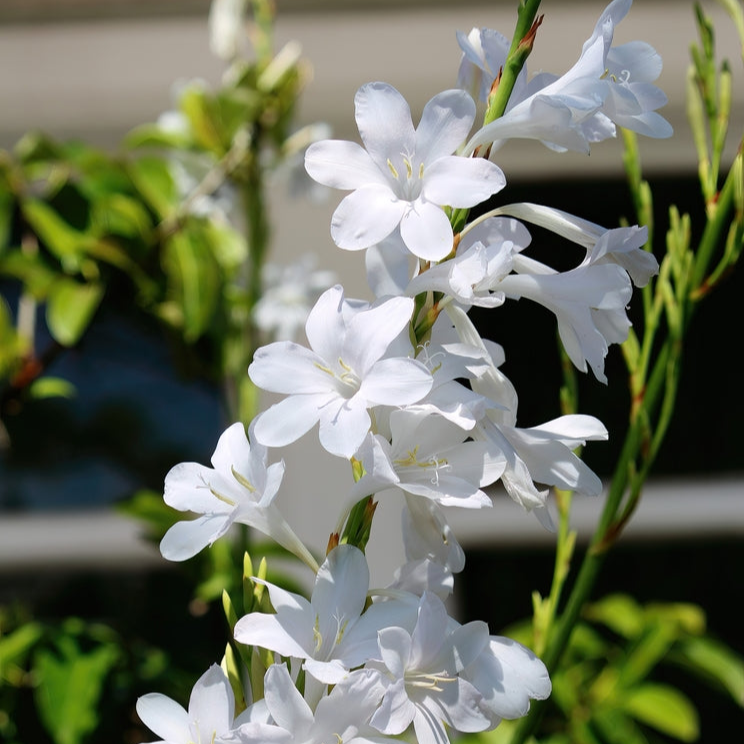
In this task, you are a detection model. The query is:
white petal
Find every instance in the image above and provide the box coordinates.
[163,463,231,514]
[415,88,475,164]
[304,139,387,190]
[311,545,369,656]
[370,677,415,736]
[355,82,416,172]
[263,663,314,735]
[331,185,407,251]
[317,395,371,458]
[347,295,414,375]
[400,201,454,261]
[423,156,505,208]
[361,358,432,406]
[189,664,233,739]
[252,394,331,448]
[304,284,346,364]
[159,514,230,561]
[136,693,189,742]
[249,342,334,394]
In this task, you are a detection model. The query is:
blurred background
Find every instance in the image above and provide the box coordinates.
[0,1,742,742]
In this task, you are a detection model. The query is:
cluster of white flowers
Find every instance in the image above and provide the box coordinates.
[138,2,669,742]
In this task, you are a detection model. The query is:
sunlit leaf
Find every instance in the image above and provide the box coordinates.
[161,221,221,340]
[585,594,645,639]
[0,622,43,679]
[46,278,104,346]
[34,637,119,744]
[21,198,95,269]
[28,377,76,399]
[127,156,178,220]
[90,192,153,239]
[674,636,744,706]
[620,683,699,741]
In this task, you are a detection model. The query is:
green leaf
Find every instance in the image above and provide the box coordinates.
[46,278,104,346]
[0,253,62,305]
[34,637,119,744]
[675,636,744,706]
[180,86,225,154]
[127,156,178,220]
[124,122,193,150]
[90,192,153,239]
[646,601,706,635]
[21,198,95,270]
[28,376,77,399]
[161,221,221,341]
[204,219,248,271]
[585,594,645,639]
[620,683,699,741]
[0,621,43,678]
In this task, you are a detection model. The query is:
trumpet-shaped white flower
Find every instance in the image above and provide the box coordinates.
[260,664,387,744]
[499,261,633,383]
[448,304,607,525]
[491,202,657,287]
[349,410,503,509]
[464,0,671,156]
[160,422,316,570]
[234,545,407,686]
[305,82,506,261]
[249,285,432,458]
[136,664,289,744]
[406,217,531,308]
[254,255,337,342]
[367,592,492,744]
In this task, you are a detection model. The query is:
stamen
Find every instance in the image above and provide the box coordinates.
[314,361,335,376]
[387,158,399,179]
[313,615,323,653]
[210,487,237,507]
[231,466,256,492]
[404,156,413,179]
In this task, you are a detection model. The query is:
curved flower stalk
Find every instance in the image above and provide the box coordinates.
[305,82,506,260]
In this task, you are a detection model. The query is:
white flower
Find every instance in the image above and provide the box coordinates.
[254,255,337,342]
[499,260,633,383]
[491,202,657,287]
[136,664,288,744]
[464,0,671,156]
[260,663,386,744]
[234,545,394,686]
[456,27,527,105]
[160,421,316,571]
[448,304,607,525]
[367,592,492,744]
[305,82,506,261]
[349,410,502,509]
[406,217,530,308]
[249,285,432,458]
